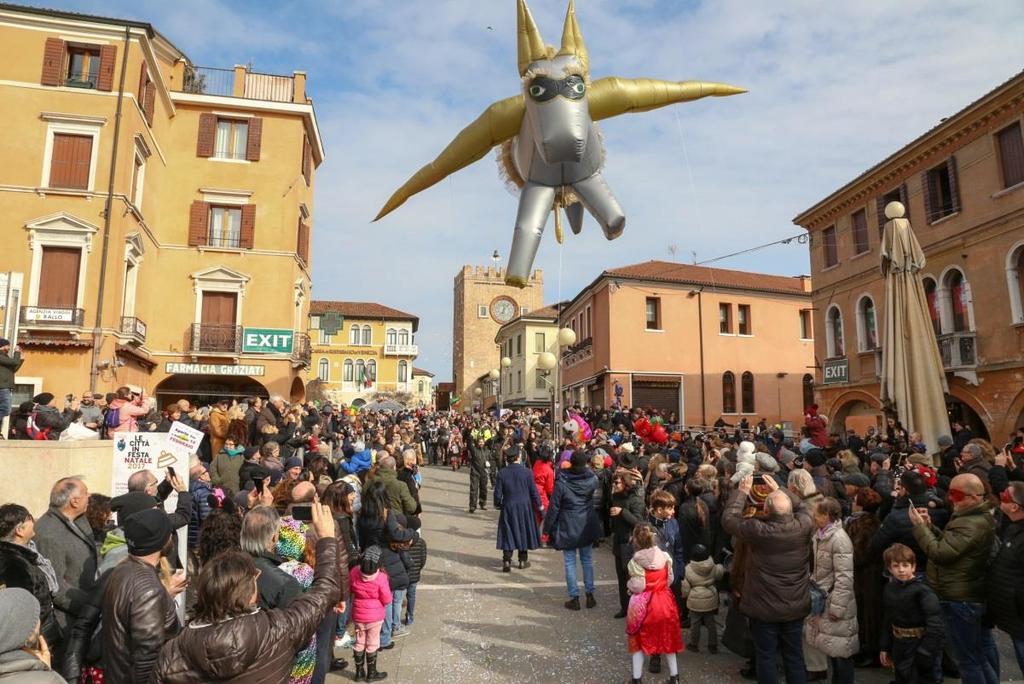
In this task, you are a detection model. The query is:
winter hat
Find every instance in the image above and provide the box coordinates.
[736,441,756,460]
[0,587,40,653]
[907,452,932,467]
[361,544,383,575]
[730,461,755,484]
[123,508,172,556]
[937,435,953,448]
[276,517,309,562]
[778,448,798,466]
[0,338,9,348]
[737,451,756,467]
[619,442,635,454]
[755,452,779,472]
[352,440,366,453]
[111,491,161,526]
[243,446,260,460]
[31,392,54,406]
[284,457,303,470]
[842,473,871,489]
[690,544,710,563]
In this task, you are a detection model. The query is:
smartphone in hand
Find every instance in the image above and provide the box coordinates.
[292,504,313,522]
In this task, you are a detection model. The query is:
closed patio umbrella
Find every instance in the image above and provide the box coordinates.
[879,201,949,454]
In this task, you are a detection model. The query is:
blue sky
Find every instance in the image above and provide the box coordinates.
[54,0,1024,380]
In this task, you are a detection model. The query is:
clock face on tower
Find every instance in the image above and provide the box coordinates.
[490,296,517,324]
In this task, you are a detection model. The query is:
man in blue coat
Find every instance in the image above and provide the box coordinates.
[543,451,603,611]
[494,446,543,572]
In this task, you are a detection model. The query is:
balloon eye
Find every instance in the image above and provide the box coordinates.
[572,82,586,95]
[529,85,546,98]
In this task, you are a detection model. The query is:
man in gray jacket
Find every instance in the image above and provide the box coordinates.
[722,474,814,684]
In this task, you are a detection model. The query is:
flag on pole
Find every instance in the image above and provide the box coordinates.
[451,395,463,407]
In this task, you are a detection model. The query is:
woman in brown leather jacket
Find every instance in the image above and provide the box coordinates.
[156,504,341,683]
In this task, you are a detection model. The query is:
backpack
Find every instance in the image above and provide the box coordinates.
[25,412,50,440]
[104,406,121,430]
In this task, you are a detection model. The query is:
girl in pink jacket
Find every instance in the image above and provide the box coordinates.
[349,544,392,681]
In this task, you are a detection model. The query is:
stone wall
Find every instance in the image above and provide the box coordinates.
[0,441,113,517]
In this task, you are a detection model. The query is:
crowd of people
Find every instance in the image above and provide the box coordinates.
[2,381,1024,684]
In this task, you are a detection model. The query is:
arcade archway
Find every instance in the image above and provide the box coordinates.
[155,374,267,408]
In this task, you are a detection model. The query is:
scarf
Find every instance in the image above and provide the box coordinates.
[27,540,59,594]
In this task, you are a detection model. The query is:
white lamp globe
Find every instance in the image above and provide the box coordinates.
[501,356,512,368]
[537,351,557,371]
[488,368,499,380]
[474,387,483,397]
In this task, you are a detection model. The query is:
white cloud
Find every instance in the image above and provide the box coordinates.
[51,0,1024,381]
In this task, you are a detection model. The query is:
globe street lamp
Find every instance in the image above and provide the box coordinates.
[500,356,512,415]
[555,327,576,418]
[488,368,500,414]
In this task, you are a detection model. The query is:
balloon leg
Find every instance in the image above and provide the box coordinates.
[565,202,585,235]
[573,173,625,240]
[506,182,556,287]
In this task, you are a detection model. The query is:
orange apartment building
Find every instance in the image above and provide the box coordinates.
[0,5,323,406]
[558,261,816,429]
[794,71,1024,441]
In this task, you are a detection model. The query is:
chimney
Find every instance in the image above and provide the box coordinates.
[292,70,307,104]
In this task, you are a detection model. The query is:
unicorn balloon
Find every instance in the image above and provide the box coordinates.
[375,0,746,287]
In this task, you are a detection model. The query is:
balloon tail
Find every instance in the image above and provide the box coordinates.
[554,205,564,244]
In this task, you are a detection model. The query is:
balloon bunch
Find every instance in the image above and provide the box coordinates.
[633,417,668,445]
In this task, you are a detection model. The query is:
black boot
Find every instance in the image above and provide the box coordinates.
[648,653,661,674]
[366,652,387,681]
[564,596,580,610]
[585,592,596,609]
[666,677,679,684]
[502,559,511,572]
[352,651,366,682]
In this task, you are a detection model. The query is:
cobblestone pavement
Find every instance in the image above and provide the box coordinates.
[328,466,1021,683]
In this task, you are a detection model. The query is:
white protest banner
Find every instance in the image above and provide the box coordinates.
[166,420,204,456]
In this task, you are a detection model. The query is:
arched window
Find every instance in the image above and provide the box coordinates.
[418,380,424,393]
[826,306,845,357]
[802,374,815,410]
[361,325,372,345]
[941,269,972,333]
[722,372,736,414]
[349,325,360,345]
[398,329,409,345]
[343,359,353,382]
[398,360,408,382]
[317,358,329,382]
[386,328,397,345]
[741,371,755,414]
[923,277,941,336]
[1008,243,1024,324]
[355,359,365,384]
[366,359,377,381]
[856,296,878,351]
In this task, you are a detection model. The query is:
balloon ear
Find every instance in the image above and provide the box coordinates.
[517,0,548,76]
[557,0,589,77]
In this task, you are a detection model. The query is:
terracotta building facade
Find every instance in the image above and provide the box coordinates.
[558,261,816,429]
[794,71,1024,441]
[0,5,323,407]
[452,264,543,406]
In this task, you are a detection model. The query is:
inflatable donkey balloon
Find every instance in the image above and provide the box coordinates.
[375,0,746,287]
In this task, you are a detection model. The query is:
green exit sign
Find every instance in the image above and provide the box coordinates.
[243,328,294,354]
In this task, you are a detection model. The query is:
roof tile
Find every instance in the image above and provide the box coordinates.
[604,260,810,295]
[310,300,419,331]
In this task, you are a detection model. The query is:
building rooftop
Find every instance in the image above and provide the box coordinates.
[793,69,1024,226]
[412,367,434,377]
[603,260,811,295]
[311,301,419,332]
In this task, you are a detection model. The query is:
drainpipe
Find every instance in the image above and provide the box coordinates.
[689,288,706,428]
[89,26,131,393]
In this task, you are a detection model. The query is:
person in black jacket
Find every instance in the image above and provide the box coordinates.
[543,451,603,611]
[990,482,1024,677]
[869,470,949,570]
[0,504,61,648]
[468,436,491,513]
[404,535,427,627]
[609,470,645,619]
[879,543,944,683]
[240,506,302,610]
[357,481,414,650]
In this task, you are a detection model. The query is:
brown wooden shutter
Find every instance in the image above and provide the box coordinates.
[96,44,116,92]
[999,123,1024,188]
[297,219,310,264]
[245,117,262,161]
[875,195,886,239]
[921,169,934,224]
[137,61,148,102]
[239,204,256,249]
[41,37,65,86]
[38,247,81,308]
[196,113,216,157]
[188,200,209,246]
[946,155,960,214]
[49,134,92,189]
[143,82,155,125]
[302,135,312,185]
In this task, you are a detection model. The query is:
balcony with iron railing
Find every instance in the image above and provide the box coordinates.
[177,63,307,104]
[291,332,311,367]
[20,306,85,327]
[383,343,419,357]
[188,324,241,354]
[119,316,147,344]
[938,331,977,370]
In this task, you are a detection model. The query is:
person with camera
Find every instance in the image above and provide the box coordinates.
[0,339,22,433]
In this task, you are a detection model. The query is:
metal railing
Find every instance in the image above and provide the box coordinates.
[182,66,234,97]
[120,316,147,343]
[188,324,241,353]
[383,343,419,356]
[181,65,295,104]
[20,306,84,326]
[938,331,977,369]
[292,332,311,366]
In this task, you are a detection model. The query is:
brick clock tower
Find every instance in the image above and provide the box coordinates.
[453,265,544,405]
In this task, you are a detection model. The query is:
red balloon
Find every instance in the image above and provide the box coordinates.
[633,418,653,438]
[651,424,669,444]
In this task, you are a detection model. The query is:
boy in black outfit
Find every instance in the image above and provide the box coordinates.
[879,543,944,683]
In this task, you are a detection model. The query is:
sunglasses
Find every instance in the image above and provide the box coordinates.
[1001,489,1023,506]
[947,488,979,504]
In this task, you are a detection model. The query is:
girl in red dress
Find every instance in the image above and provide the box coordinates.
[626,523,684,683]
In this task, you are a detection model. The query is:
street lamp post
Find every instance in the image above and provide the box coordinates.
[488,368,500,414]
[500,356,512,414]
[537,327,576,425]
